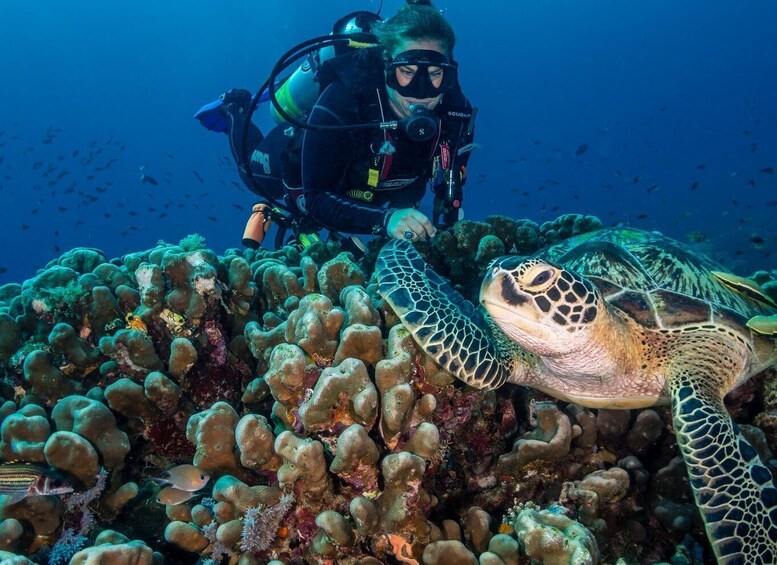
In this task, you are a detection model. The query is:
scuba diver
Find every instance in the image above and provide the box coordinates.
[195,0,476,250]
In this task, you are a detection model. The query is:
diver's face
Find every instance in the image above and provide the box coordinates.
[387,39,447,118]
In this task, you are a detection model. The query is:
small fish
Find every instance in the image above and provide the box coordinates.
[747,179,756,187]
[760,167,774,175]
[140,174,158,186]
[646,184,659,193]
[0,463,73,503]
[574,143,589,156]
[696,164,707,170]
[125,313,148,333]
[157,486,198,506]
[766,200,777,208]
[636,214,648,220]
[149,464,209,492]
[632,175,641,184]
[750,234,766,248]
[690,181,699,191]
[687,231,707,243]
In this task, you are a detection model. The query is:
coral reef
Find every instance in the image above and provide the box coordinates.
[0,217,773,564]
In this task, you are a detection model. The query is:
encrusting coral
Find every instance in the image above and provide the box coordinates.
[0,216,773,564]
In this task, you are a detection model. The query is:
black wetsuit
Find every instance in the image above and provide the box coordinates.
[243,47,475,236]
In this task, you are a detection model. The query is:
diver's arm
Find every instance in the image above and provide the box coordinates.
[302,83,393,235]
[219,90,267,186]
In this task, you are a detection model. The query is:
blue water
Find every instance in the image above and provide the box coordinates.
[1,0,775,284]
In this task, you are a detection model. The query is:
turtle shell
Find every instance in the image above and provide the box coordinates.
[537,228,776,330]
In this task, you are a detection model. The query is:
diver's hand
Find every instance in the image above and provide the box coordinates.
[221,88,252,110]
[387,208,437,241]
[194,98,229,133]
[195,89,253,133]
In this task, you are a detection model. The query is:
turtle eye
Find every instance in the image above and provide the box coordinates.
[529,269,554,287]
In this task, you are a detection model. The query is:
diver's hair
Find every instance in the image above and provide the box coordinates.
[372,2,455,58]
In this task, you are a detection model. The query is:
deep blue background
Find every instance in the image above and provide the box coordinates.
[1,0,775,284]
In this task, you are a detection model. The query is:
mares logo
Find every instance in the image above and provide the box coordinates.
[346,189,374,202]
[250,150,271,175]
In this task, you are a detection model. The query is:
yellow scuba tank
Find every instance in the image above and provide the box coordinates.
[270,55,323,125]
[270,11,382,125]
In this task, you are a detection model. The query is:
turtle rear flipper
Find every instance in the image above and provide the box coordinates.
[377,240,520,390]
[669,364,777,562]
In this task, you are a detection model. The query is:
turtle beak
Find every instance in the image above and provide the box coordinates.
[481,267,529,310]
[481,266,561,348]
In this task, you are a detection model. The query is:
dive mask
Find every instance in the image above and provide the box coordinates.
[385,49,458,99]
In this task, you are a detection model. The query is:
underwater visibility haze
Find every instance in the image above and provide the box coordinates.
[0,0,775,281]
[0,1,776,564]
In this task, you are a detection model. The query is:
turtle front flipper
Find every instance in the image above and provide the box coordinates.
[669,368,777,563]
[376,240,524,390]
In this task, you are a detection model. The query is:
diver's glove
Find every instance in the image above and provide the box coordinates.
[194,89,253,133]
[221,88,252,111]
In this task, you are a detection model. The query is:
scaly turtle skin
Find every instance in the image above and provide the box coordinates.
[377,227,777,564]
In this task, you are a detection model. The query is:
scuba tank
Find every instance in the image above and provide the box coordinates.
[270,11,383,125]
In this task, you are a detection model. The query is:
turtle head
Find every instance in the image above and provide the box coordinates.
[480,256,602,356]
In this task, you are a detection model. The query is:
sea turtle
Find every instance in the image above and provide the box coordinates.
[376,227,777,564]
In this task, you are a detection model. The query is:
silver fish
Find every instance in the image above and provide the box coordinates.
[156,486,198,506]
[149,464,210,492]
